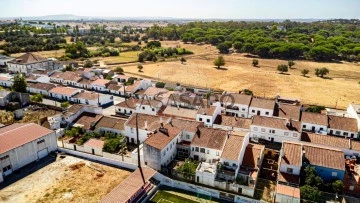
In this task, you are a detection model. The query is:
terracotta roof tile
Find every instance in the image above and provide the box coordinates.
[252,116,301,132]
[301,132,350,149]
[143,87,168,97]
[281,142,302,167]
[27,82,56,91]
[91,79,111,86]
[250,97,275,110]
[161,106,198,120]
[126,113,169,131]
[72,91,101,100]
[191,127,227,151]
[197,105,217,115]
[72,112,102,130]
[0,123,54,154]
[328,115,358,132]
[94,116,126,131]
[100,167,156,203]
[241,144,264,169]
[221,134,245,161]
[84,139,104,148]
[278,172,300,185]
[275,103,301,120]
[276,184,300,198]
[301,112,328,126]
[170,118,203,133]
[351,140,360,151]
[144,124,181,150]
[49,86,79,96]
[11,53,47,64]
[214,115,252,129]
[224,93,252,106]
[303,144,345,170]
[115,98,138,109]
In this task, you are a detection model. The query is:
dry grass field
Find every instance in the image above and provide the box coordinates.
[122,41,360,108]
[0,156,130,203]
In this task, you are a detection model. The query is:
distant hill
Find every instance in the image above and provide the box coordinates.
[0,14,327,22]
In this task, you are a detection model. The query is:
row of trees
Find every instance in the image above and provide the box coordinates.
[146,20,360,62]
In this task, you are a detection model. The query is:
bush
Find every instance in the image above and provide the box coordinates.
[103,138,121,153]
[306,105,325,113]
[214,56,225,69]
[155,82,166,88]
[114,66,124,74]
[277,64,288,73]
[252,59,259,67]
[61,101,70,108]
[30,94,43,102]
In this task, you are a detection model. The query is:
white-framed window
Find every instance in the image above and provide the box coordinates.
[284,132,289,136]
[254,127,258,131]
[186,134,190,139]
[261,128,265,132]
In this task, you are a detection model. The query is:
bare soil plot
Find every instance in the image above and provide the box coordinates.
[0,155,130,203]
[122,41,360,108]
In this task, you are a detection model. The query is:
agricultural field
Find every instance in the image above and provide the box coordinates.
[0,155,130,203]
[122,41,360,108]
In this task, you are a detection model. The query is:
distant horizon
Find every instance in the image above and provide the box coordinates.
[0,0,359,19]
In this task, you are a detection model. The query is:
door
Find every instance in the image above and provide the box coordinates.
[37,148,49,159]
[311,126,316,132]
[92,149,95,155]
[194,155,199,161]
[271,137,274,143]
[1,156,12,176]
[257,111,260,116]
[330,130,333,135]
[131,138,135,143]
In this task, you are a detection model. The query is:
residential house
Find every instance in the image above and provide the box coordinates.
[275,185,300,203]
[0,90,11,107]
[7,53,57,75]
[27,82,56,96]
[71,91,113,107]
[49,86,80,101]
[213,115,252,132]
[143,123,182,170]
[0,123,57,183]
[248,97,275,118]
[222,93,252,118]
[91,79,112,92]
[328,115,358,138]
[135,99,163,116]
[71,112,102,131]
[94,116,127,136]
[275,103,301,120]
[0,54,14,66]
[115,75,131,83]
[107,83,124,96]
[124,113,170,144]
[140,87,168,100]
[251,116,302,143]
[115,98,138,116]
[196,103,222,127]
[300,112,328,133]
[347,103,360,130]
[0,74,14,88]
[169,93,205,109]
[190,127,228,163]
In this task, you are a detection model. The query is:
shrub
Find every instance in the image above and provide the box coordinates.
[30,93,43,102]
[61,101,70,108]
[306,105,325,113]
[155,82,166,88]
[277,64,288,73]
[252,59,259,67]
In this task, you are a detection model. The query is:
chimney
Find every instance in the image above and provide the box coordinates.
[144,120,148,130]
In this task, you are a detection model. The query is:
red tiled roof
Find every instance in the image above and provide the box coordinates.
[84,139,104,148]
[224,93,252,106]
[11,53,47,64]
[301,132,350,149]
[143,87,168,96]
[303,144,345,170]
[49,86,78,96]
[241,144,264,169]
[73,91,101,100]
[0,123,54,154]
[252,116,301,132]
[27,82,56,91]
[72,112,102,130]
[116,98,138,109]
[276,184,300,198]
[221,134,245,161]
[301,112,328,126]
[170,118,203,133]
[281,142,302,167]
[94,116,126,131]
[276,103,301,120]
[91,79,111,86]
[191,127,227,150]
[351,140,360,151]
[214,115,252,129]
[278,172,300,185]
[100,167,156,203]
[328,115,358,132]
[126,113,169,131]
[250,97,275,110]
[144,124,181,150]
[197,105,217,115]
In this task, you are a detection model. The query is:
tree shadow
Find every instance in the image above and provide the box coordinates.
[321,76,333,80]
[214,67,228,70]
[302,75,310,78]
[278,73,290,75]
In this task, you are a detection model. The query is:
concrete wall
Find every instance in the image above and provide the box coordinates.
[248,107,274,118]
[302,122,327,133]
[143,144,162,171]
[275,194,300,203]
[251,125,301,143]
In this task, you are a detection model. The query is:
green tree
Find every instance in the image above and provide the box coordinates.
[332,180,344,194]
[252,59,259,67]
[30,93,43,102]
[214,56,225,69]
[114,66,124,74]
[277,64,288,74]
[315,68,320,77]
[180,57,186,64]
[11,74,27,93]
[304,166,323,187]
[241,89,253,95]
[288,60,295,68]
[318,67,329,78]
[233,42,243,53]
[61,101,70,108]
[155,82,166,88]
[103,138,121,153]
[301,69,309,77]
[137,64,143,72]
[300,185,322,202]
[216,43,231,54]
[306,105,325,113]
[84,60,93,68]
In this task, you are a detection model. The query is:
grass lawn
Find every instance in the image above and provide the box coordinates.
[150,190,198,203]
[99,51,141,64]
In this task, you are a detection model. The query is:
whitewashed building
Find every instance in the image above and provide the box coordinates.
[300,112,328,133]
[328,115,358,138]
[248,97,275,118]
[7,53,57,75]
[27,82,56,96]
[49,86,81,101]
[196,103,222,127]
[71,91,113,107]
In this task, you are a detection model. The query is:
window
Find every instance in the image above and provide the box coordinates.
[192,147,194,151]
[37,139,45,144]
[186,134,190,139]
[242,108,245,111]
[265,112,269,115]
[287,168,293,173]
[195,147,199,152]
[261,128,265,132]
[163,151,166,156]
[0,155,9,160]
[332,172,338,177]
[293,133,297,137]
[224,162,229,166]
[303,125,306,128]
[206,119,210,123]
[254,127,258,131]
[343,132,348,136]
[152,108,155,112]
[270,130,275,134]
[335,131,341,135]
[216,151,219,156]
[252,110,255,113]
[2,165,12,172]
[284,132,289,136]
[142,106,145,110]
[200,148,205,153]
[207,150,209,154]
[199,118,203,122]
[232,163,237,167]
[241,114,245,117]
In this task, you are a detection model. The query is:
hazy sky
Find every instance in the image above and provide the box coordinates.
[0,0,359,19]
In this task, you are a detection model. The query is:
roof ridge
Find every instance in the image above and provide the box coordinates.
[0,123,31,136]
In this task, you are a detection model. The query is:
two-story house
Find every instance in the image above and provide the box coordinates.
[115,98,138,116]
[328,115,358,138]
[7,53,57,75]
[300,112,328,133]
[248,97,276,118]
[196,103,222,127]
[222,93,252,118]
[251,116,302,143]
